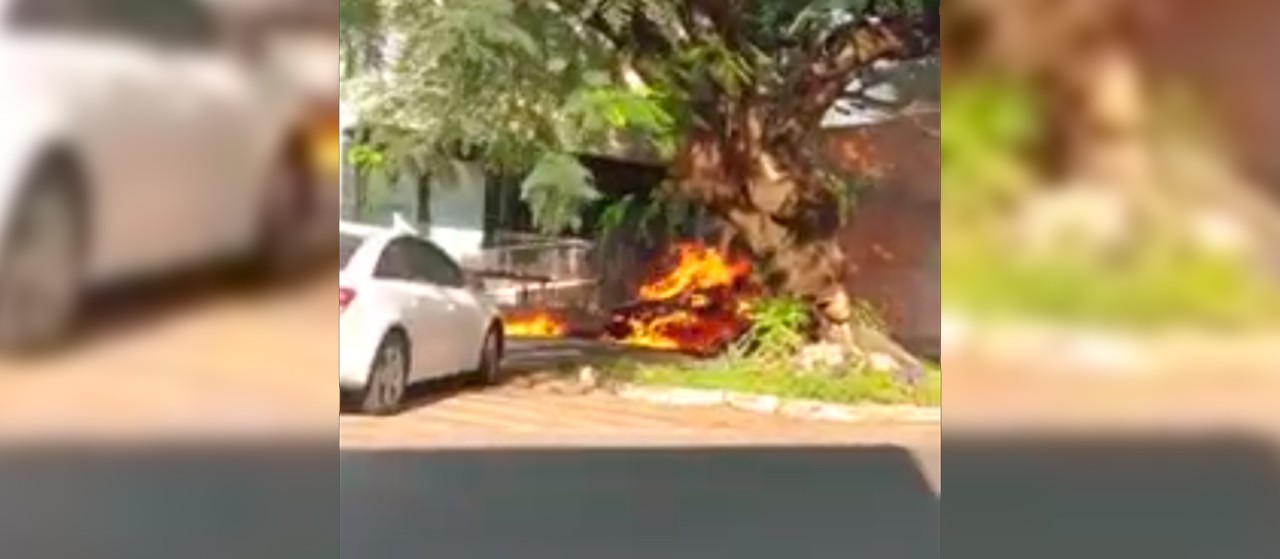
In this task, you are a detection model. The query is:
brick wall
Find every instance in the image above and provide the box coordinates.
[823,113,941,358]
[1133,0,1280,194]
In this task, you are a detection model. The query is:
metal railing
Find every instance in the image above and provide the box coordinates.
[461,231,600,311]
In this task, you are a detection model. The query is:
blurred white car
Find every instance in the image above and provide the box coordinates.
[0,0,327,351]
[340,221,505,415]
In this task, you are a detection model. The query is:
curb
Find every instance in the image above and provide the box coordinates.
[943,312,1280,377]
[611,384,941,424]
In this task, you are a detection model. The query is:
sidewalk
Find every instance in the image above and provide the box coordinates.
[944,313,1280,434]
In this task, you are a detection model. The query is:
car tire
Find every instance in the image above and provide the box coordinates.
[471,324,504,387]
[0,161,84,355]
[245,149,316,284]
[357,331,410,416]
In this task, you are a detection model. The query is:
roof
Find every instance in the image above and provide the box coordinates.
[340,214,422,239]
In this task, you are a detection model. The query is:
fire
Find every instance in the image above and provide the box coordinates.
[497,242,758,354]
[503,310,567,338]
[637,244,751,301]
[604,242,756,354]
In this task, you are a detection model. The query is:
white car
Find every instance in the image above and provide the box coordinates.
[0,0,329,351]
[339,221,505,415]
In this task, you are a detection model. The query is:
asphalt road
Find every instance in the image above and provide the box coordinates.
[342,445,940,559]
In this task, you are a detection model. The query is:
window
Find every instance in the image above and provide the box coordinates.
[340,234,363,270]
[111,0,218,48]
[8,0,218,48]
[374,237,465,288]
[405,239,465,288]
[373,238,415,281]
[8,0,105,32]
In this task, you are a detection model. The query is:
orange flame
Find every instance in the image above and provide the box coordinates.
[503,311,567,338]
[607,242,756,353]
[637,244,752,301]
[498,242,757,354]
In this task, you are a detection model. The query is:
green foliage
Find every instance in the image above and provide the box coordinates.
[734,296,812,361]
[595,194,635,238]
[619,358,940,406]
[593,188,699,244]
[598,293,933,405]
[941,74,1280,327]
[944,235,1280,327]
[342,0,928,234]
[339,0,386,78]
[519,153,601,233]
[850,297,890,334]
[941,76,1039,219]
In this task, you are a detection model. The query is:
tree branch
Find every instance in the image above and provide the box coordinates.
[773,16,915,142]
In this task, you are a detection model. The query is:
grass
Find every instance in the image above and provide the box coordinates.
[591,295,940,408]
[943,232,1280,328]
[612,358,942,407]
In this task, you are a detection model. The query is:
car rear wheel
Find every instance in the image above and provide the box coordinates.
[246,150,317,282]
[471,325,504,386]
[358,332,410,416]
[0,164,84,354]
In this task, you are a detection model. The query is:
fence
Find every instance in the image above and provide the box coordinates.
[461,232,600,311]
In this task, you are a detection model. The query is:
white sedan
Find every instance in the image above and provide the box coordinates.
[0,0,328,352]
[339,221,505,415]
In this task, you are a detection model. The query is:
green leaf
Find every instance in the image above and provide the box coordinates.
[519,153,601,234]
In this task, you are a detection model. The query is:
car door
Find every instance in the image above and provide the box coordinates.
[107,0,246,263]
[151,0,283,257]
[404,239,487,374]
[5,0,184,279]
[372,237,452,382]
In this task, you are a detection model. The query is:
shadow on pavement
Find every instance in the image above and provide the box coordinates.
[946,431,1280,559]
[340,337,689,415]
[341,445,941,559]
[70,258,335,347]
[1,434,1277,559]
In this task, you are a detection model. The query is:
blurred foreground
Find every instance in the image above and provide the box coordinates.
[0,265,333,439]
[944,1,1280,435]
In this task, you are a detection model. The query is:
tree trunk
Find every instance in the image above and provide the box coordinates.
[672,121,923,369]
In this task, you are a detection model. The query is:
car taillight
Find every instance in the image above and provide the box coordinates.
[339,287,356,313]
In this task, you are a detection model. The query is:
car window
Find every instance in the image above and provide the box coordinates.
[8,0,217,48]
[339,233,363,270]
[373,238,415,281]
[8,0,104,32]
[112,0,218,48]
[405,239,465,288]
[373,237,464,288]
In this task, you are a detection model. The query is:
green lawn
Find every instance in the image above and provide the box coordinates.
[942,231,1280,328]
[614,359,941,407]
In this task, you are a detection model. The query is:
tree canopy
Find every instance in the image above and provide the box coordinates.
[340,0,936,233]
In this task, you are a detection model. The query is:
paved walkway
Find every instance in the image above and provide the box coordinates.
[340,381,941,448]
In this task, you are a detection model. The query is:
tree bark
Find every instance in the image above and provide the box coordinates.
[672,115,923,368]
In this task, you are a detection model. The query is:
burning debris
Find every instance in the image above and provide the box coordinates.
[502,309,568,338]
[502,242,760,355]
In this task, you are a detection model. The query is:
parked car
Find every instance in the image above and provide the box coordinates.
[0,0,327,352]
[340,221,505,415]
